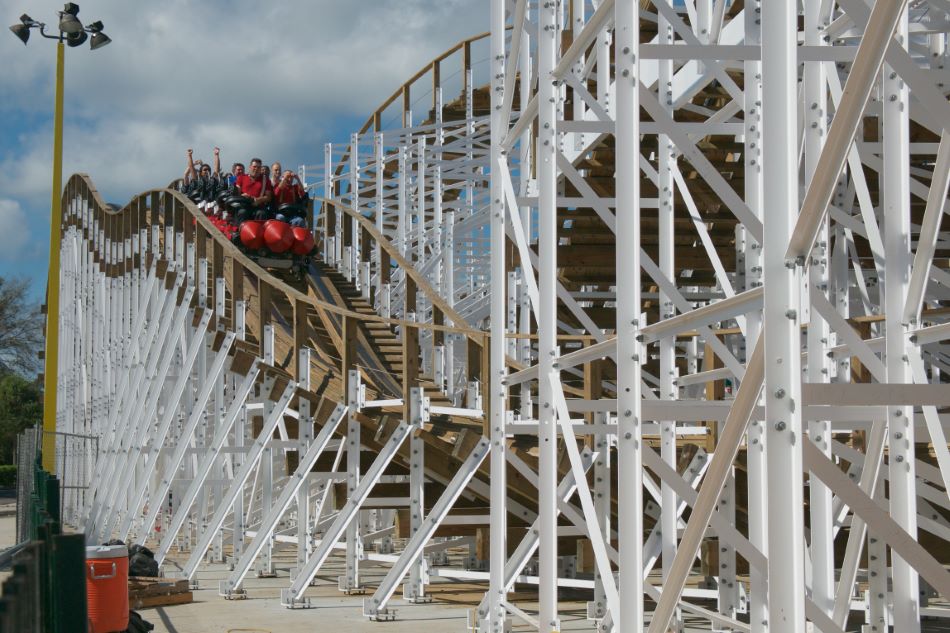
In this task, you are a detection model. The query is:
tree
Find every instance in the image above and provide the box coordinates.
[0,372,42,464]
[0,276,43,376]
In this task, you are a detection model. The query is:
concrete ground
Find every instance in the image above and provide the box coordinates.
[121,542,950,633]
[151,545,611,633]
[4,510,950,631]
[0,498,16,586]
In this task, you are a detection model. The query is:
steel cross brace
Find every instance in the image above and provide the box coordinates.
[82,259,158,500]
[93,296,202,542]
[281,421,412,608]
[548,375,621,621]
[119,330,236,541]
[136,361,260,547]
[156,379,296,565]
[218,404,348,595]
[85,268,182,533]
[181,391,329,579]
[641,449,710,577]
[363,437,489,620]
[804,440,950,597]
[473,449,595,628]
[89,284,185,535]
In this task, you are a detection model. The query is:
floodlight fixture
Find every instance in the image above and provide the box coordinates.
[65,29,87,47]
[58,11,83,35]
[89,31,110,50]
[9,4,112,51]
[9,22,30,44]
[9,13,37,44]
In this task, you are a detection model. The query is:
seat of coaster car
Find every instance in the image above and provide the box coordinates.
[276,202,306,218]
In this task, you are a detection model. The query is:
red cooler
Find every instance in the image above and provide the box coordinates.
[86,545,129,633]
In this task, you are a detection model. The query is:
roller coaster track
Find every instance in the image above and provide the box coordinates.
[48,3,950,632]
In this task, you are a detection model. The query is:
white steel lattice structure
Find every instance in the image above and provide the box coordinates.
[51,1,950,632]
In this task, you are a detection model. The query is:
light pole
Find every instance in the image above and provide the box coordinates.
[10,3,111,472]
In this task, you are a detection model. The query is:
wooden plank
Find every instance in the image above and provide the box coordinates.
[130,592,194,610]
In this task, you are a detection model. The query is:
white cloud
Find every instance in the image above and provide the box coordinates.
[0,1,488,203]
[0,199,31,261]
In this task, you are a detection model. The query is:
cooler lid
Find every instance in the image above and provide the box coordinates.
[85,544,128,559]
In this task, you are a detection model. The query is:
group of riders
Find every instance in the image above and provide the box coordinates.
[179,148,316,263]
[180,148,310,228]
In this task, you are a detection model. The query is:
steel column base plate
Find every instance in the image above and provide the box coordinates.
[405,594,433,604]
[338,576,366,594]
[280,589,311,609]
[218,584,246,600]
[364,604,397,621]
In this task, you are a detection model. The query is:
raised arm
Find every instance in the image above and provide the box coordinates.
[213,147,221,177]
[184,148,197,183]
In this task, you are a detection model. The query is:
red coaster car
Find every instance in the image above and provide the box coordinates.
[231,219,315,280]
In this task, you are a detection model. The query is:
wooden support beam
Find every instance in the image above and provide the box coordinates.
[293,300,310,381]
[259,278,273,355]
[343,315,359,392]
[229,260,243,333]
[380,249,391,285]
[703,337,724,452]
[403,321,420,423]
[462,41,472,97]
[432,61,441,114]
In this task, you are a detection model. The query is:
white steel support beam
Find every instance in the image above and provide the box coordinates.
[474,449,595,627]
[786,0,910,261]
[615,1,643,632]
[281,422,412,608]
[763,2,806,633]
[884,7,921,630]
[85,269,182,533]
[743,6,767,630]
[219,404,347,595]
[342,377,363,593]
[297,349,313,567]
[364,438,489,620]
[98,306,212,542]
[804,440,950,598]
[488,0,508,630]
[538,0,560,630]
[136,361,260,547]
[551,376,620,622]
[398,147,408,258]
[647,340,764,633]
[804,0,835,622]
[405,388,427,602]
[656,5,679,630]
[903,131,950,324]
[92,290,197,540]
[156,380,295,566]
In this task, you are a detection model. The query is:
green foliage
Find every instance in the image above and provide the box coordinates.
[0,372,42,464]
[0,464,15,488]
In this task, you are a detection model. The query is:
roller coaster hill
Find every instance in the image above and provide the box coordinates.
[41,3,950,633]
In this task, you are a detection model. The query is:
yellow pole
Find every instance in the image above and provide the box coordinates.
[42,41,65,473]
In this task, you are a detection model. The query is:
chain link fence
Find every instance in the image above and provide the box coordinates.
[15,427,40,544]
[45,429,98,528]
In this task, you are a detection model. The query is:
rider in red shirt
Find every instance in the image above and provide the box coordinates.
[273,170,309,227]
[235,157,273,210]
[273,170,306,206]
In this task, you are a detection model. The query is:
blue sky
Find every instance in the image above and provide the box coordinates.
[0,0,486,300]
